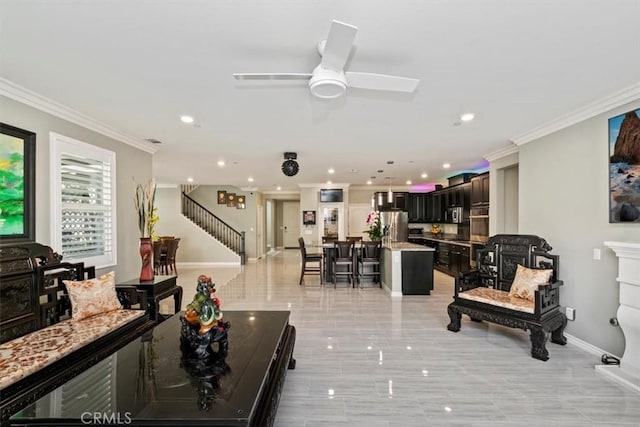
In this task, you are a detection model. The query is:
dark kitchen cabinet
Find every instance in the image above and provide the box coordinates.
[393,192,408,211]
[374,192,408,211]
[437,242,450,270]
[471,173,490,206]
[431,192,443,222]
[463,184,472,221]
[449,244,470,276]
[408,193,427,223]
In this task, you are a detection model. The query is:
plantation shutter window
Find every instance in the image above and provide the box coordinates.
[51,133,117,268]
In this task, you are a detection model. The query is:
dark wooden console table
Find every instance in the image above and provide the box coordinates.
[116,275,183,323]
[9,311,297,427]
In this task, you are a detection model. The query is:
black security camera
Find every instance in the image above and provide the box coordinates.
[282,152,299,177]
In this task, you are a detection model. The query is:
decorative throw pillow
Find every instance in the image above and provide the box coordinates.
[508,264,553,301]
[63,271,122,321]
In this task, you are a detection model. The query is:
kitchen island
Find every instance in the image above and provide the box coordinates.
[381,242,435,297]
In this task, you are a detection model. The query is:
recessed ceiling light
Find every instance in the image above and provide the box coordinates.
[248,177,254,182]
[421,173,428,178]
[180,115,194,124]
[406,180,412,185]
[277,186,282,191]
[217,160,225,167]
[328,168,335,174]
[366,180,372,185]
[460,113,475,122]
[187,177,194,183]
[327,180,332,185]
[443,163,451,169]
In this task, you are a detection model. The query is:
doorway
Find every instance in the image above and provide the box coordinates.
[320,204,344,241]
[256,204,265,259]
[282,201,300,248]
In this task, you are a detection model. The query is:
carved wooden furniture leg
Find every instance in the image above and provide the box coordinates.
[551,313,568,345]
[447,305,461,332]
[529,327,549,361]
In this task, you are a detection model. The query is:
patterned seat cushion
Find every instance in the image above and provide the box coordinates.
[459,287,535,314]
[0,309,145,390]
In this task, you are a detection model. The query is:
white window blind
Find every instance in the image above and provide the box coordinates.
[51,133,117,268]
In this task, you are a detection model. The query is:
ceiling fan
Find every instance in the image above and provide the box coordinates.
[233,20,420,99]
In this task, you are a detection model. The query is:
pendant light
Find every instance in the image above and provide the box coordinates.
[371,195,375,208]
[377,192,383,206]
[386,161,394,204]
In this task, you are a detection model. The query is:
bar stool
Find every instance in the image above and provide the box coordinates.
[358,241,382,287]
[298,237,323,285]
[332,240,355,287]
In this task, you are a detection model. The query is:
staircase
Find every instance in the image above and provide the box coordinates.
[180,189,246,264]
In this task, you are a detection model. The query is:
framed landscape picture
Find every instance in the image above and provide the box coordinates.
[217,190,227,204]
[609,108,640,223]
[227,193,236,207]
[0,123,36,243]
[236,195,246,209]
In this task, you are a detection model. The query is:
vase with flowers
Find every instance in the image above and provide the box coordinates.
[364,211,383,241]
[134,178,158,281]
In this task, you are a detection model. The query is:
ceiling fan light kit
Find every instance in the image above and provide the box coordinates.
[233,20,420,100]
[309,66,347,99]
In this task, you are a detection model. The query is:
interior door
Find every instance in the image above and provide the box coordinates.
[348,203,370,239]
[283,201,300,248]
[256,204,265,258]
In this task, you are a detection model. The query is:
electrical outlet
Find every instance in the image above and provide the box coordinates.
[566,307,575,321]
[593,248,601,260]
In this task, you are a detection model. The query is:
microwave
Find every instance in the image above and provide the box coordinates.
[470,207,489,242]
[448,206,463,223]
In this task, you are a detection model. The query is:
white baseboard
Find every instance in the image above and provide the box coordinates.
[565,332,620,358]
[177,261,241,267]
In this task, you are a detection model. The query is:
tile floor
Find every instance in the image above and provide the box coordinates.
[169,249,640,426]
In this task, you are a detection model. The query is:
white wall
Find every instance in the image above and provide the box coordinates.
[154,187,240,264]
[1,96,152,280]
[518,99,640,356]
[490,152,519,235]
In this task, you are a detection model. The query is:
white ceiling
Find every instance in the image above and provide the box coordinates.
[1,0,639,193]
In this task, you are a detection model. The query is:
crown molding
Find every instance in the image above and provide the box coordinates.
[511,82,640,146]
[0,77,157,154]
[484,143,519,162]
[298,183,351,189]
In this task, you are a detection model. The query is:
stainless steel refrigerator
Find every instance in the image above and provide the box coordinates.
[380,211,408,242]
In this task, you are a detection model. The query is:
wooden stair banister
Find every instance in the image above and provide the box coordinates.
[181,192,246,264]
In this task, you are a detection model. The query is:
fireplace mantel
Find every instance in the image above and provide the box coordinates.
[598,241,640,392]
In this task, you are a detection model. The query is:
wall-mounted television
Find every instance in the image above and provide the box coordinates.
[319,188,343,203]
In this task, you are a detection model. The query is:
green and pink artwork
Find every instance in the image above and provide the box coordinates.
[0,123,35,242]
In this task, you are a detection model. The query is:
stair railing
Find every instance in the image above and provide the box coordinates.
[181,192,245,264]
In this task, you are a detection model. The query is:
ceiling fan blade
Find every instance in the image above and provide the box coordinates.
[346,72,420,93]
[321,20,358,71]
[233,73,312,80]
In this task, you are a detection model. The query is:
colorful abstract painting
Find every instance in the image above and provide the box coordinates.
[0,123,35,242]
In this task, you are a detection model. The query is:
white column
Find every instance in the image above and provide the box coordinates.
[599,241,640,392]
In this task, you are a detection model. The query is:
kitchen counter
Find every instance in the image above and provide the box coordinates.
[408,234,474,247]
[381,242,434,297]
[384,241,435,251]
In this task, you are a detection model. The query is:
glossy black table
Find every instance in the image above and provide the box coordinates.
[10,311,296,427]
[116,275,182,323]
